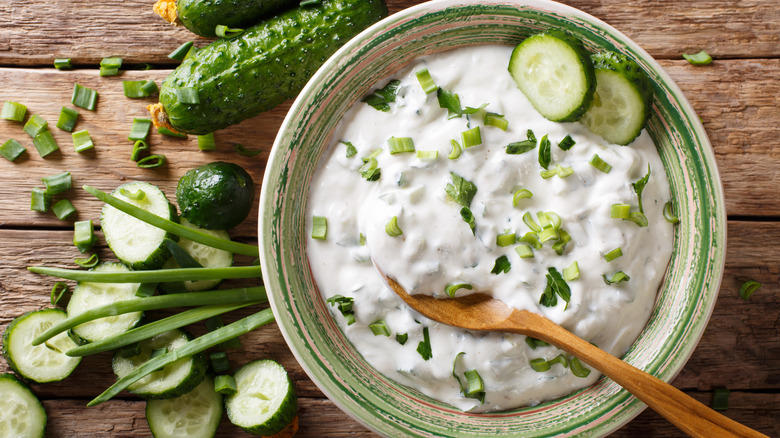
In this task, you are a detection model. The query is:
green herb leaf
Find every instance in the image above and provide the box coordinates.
[506,140,536,155]
[436,88,462,118]
[490,255,511,275]
[460,207,476,234]
[362,79,401,112]
[342,141,357,158]
[445,172,477,208]
[558,135,576,151]
[603,271,630,285]
[632,165,651,213]
[417,326,432,360]
[540,268,571,309]
[538,134,551,169]
[326,295,356,325]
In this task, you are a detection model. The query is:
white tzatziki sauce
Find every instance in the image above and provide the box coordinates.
[306,45,674,412]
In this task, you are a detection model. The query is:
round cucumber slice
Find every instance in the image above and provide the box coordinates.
[102,181,178,270]
[2,309,81,383]
[508,30,595,122]
[0,373,46,437]
[113,329,207,399]
[176,162,255,230]
[146,376,222,438]
[160,217,233,293]
[581,51,653,145]
[226,359,297,436]
[67,262,143,343]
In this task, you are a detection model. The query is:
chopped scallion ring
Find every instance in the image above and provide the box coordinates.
[31,187,51,212]
[73,220,96,253]
[123,80,158,98]
[563,261,579,281]
[369,320,391,337]
[128,118,152,142]
[52,199,77,220]
[711,388,729,411]
[538,227,559,243]
[53,58,73,70]
[558,135,576,151]
[119,187,147,201]
[522,212,541,233]
[57,106,79,132]
[463,369,485,397]
[625,211,649,227]
[388,136,415,154]
[197,133,216,150]
[536,211,551,229]
[603,271,630,285]
[99,66,119,77]
[683,50,713,65]
[235,144,262,157]
[530,358,550,372]
[416,150,438,159]
[214,375,238,395]
[168,41,194,61]
[590,154,612,173]
[209,352,230,374]
[385,216,403,236]
[557,165,574,178]
[0,139,26,161]
[72,84,98,111]
[131,140,149,161]
[496,231,516,247]
[538,134,551,169]
[359,154,381,181]
[525,337,549,350]
[604,247,623,262]
[140,80,159,96]
[1,101,27,122]
[51,282,71,306]
[514,244,534,259]
[24,114,48,138]
[33,130,59,157]
[519,232,542,250]
[459,126,481,149]
[548,354,569,368]
[100,57,123,70]
[445,283,473,298]
[415,68,437,94]
[448,139,462,160]
[72,129,94,153]
[540,168,557,179]
[610,203,631,219]
[512,189,533,207]
[738,280,761,301]
[484,112,508,131]
[74,254,99,268]
[311,216,327,240]
[460,207,476,234]
[136,154,167,169]
[175,87,200,105]
[663,200,679,224]
[42,172,72,195]
[570,357,591,378]
[526,129,536,143]
[395,333,408,345]
[215,24,244,38]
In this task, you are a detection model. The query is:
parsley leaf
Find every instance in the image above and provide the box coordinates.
[445,172,477,208]
[362,79,401,112]
[490,255,511,275]
[437,88,462,119]
[539,267,571,309]
[632,165,651,213]
[417,326,432,360]
[341,140,357,158]
[506,140,536,155]
[603,271,631,285]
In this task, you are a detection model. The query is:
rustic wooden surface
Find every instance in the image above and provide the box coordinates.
[0,0,778,436]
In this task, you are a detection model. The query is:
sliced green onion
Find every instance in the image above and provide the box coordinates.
[395,333,408,345]
[31,187,51,212]
[463,369,484,397]
[197,133,216,150]
[369,320,391,337]
[525,337,549,350]
[99,66,119,77]
[445,283,472,298]
[711,388,729,411]
[683,50,713,65]
[128,118,152,141]
[415,68,437,94]
[632,166,651,213]
[119,187,146,201]
[536,211,551,229]
[590,154,612,173]
[514,244,534,259]
[215,375,238,395]
[175,87,200,105]
[341,140,357,158]
[131,139,149,161]
[29,265,261,285]
[624,211,649,227]
[359,233,366,246]
[0,139,26,161]
[549,354,569,368]
[496,231,516,247]
[538,134,551,169]
[42,171,71,195]
[416,326,432,360]
[24,114,48,137]
[311,216,327,240]
[1,101,27,122]
[603,271,630,285]
[363,79,401,112]
[235,143,262,157]
[209,352,230,374]
[72,129,94,152]
[522,212,541,233]
[738,280,761,301]
[484,112,508,131]
[461,126,482,148]
[100,57,123,69]
[552,229,571,255]
[448,139,462,159]
[519,232,542,250]
[56,107,79,132]
[604,247,623,262]
[73,220,96,253]
[140,80,159,96]
[136,154,167,169]
[388,136,415,154]
[53,58,73,70]
[557,165,573,178]
[663,201,679,224]
[544,212,561,230]
[157,126,186,138]
[563,261,580,281]
[52,199,76,220]
[32,130,59,157]
[72,84,98,111]
[416,150,438,159]
[526,129,536,143]
[123,80,158,98]
[558,135,576,150]
[460,207,476,234]
[530,358,550,372]
[538,227,559,243]
[359,155,381,181]
[570,357,591,378]
[490,255,511,275]
[385,216,403,237]
[135,282,157,298]
[74,254,99,268]
[505,139,535,155]
[168,41,194,61]
[540,168,557,179]
[326,295,355,325]
[611,203,631,219]
[512,189,533,207]
[50,282,71,307]
[215,25,244,38]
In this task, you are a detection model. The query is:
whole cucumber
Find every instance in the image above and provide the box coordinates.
[177,0,297,37]
[157,0,388,134]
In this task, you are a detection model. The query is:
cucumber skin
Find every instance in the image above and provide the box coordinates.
[591,50,653,129]
[160,0,388,134]
[177,0,297,37]
[0,373,46,438]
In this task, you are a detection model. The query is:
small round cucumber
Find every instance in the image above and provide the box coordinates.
[226,359,297,436]
[102,181,179,270]
[176,162,255,230]
[0,373,46,438]
[113,329,207,399]
[146,376,222,438]
[581,51,653,145]
[2,309,81,383]
[160,217,233,293]
[67,262,143,344]
[175,0,297,38]
[508,30,596,122]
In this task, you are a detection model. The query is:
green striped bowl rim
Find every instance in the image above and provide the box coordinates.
[258,0,725,435]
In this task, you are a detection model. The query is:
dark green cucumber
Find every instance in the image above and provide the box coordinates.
[177,0,297,37]
[158,0,388,134]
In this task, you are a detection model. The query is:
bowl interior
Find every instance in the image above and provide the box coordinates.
[259,0,725,436]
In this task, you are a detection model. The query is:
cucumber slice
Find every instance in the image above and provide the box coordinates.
[102,181,178,270]
[581,51,653,145]
[0,373,46,437]
[160,218,233,293]
[67,262,143,343]
[2,309,81,383]
[113,329,207,399]
[508,31,595,122]
[226,359,297,436]
[146,376,222,438]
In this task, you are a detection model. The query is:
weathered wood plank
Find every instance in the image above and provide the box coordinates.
[1,0,777,66]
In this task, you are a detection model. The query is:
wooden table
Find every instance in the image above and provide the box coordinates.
[1,0,777,436]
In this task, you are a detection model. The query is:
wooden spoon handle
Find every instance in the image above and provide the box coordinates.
[512,310,768,438]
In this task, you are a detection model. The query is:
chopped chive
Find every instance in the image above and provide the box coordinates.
[540,168,557,179]
[522,212,541,233]
[663,201,679,224]
[525,337,549,350]
[33,130,59,157]
[570,357,591,378]
[72,129,94,152]
[385,216,403,237]
[445,283,473,298]
[506,139,535,155]
[515,244,534,259]
[123,80,158,98]
[363,79,400,112]
[552,229,571,255]
[536,211,551,229]
[738,280,761,301]
[157,126,187,138]
[175,87,200,105]
[526,129,536,143]
[214,375,238,395]
[519,231,542,250]
[209,352,230,374]
[448,139,462,160]
[141,80,159,96]
[496,231,516,247]
[74,254,99,269]
[136,154,167,168]
[73,220,96,253]
[53,58,73,70]
[100,57,123,69]
[0,139,26,161]
[463,369,484,397]
[604,247,623,262]
[359,156,381,181]
[545,212,561,230]
[461,126,482,148]
[215,25,244,38]
[99,66,119,77]
[51,282,71,307]
[232,143,260,157]
[128,118,152,141]
[603,271,630,285]
[326,295,355,325]
[558,135,576,150]
[632,166,651,213]
[168,41,194,61]
[416,150,438,159]
[2,101,27,122]
[197,133,216,150]
[311,216,327,240]
[491,255,511,275]
[625,211,649,227]
[341,141,357,158]
[56,107,79,132]
[31,187,52,212]
[52,199,77,220]
[538,227,559,243]
[135,282,157,298]
[72,84,98,110]
[460,207,476,234]
[563,261,580,281]
[530,358,550,372]
[416,326,432,360]
[556,165,574,178]
[611,204,631,219]
[484,112,508,130]
[683,50,713,65]
[415,68,437,94]
[548,354,569,368]
[395,333,408,345]
[131,139,149,161]
[388,136,415,154]
[369,320,391,337]
[119,187,146,201]
[24,114,48,137]
[512,189,533,207]
[538,134,551,169]
[590,154,612,173]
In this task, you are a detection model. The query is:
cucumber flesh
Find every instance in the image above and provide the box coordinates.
[67,262,143,343]
[161,218,233,292]
[226,359,297,436]
[2,309,81,383]
[508,31,595,122]
[146,376,222,438]
[113,329,207,399]
[0,373,47,438]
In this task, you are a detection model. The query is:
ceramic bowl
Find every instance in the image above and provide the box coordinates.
[258,0,725,435]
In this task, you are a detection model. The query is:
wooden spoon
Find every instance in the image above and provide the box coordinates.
[378,269,767,438]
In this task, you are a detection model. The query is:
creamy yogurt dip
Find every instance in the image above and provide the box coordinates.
[306,45,674,412]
